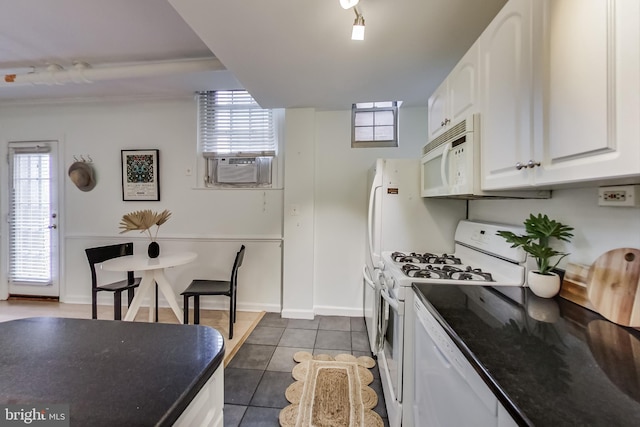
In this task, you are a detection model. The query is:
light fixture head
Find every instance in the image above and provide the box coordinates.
[340,0,359,9]
[352,13,365,40]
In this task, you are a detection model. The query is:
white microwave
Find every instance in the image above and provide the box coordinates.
[421,114,479,197]
[420,114,550,199]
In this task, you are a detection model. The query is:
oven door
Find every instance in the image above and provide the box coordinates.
[378,284,405,427]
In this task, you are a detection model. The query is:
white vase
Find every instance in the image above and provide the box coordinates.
[527,270,561,298]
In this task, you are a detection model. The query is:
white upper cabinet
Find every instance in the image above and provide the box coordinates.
[428,41,479,141]
[479,0,538,190]
[535,0,640,186]
[428,80,448,141]
[480,0,640,190]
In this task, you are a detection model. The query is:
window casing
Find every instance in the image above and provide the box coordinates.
[197,90,276,187]
[351,101,399,148]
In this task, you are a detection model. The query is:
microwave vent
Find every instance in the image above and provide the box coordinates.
[423,118,468,155]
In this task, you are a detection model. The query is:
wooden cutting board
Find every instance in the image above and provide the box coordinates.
[586,319,640,402]
[586,248,640,327]
[560,262,595,311]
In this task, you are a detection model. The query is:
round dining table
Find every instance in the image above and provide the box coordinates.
[100,251,197,323]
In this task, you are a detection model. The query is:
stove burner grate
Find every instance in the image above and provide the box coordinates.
[392,251,462,265]
[400,263,494,282]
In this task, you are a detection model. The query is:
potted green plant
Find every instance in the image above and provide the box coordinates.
[497,214,574,298]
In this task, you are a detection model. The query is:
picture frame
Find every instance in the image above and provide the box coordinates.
[121,149,160,201]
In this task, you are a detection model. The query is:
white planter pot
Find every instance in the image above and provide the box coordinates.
[527,270,561,298]
[526,294,560,322]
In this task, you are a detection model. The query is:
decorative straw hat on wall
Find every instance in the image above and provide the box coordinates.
[68,161,96,192]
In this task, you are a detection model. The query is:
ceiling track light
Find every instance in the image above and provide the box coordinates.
[351,7,365,41]
[340,0,359,9]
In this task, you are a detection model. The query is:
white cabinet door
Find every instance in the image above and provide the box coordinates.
[428,41,480,141]
[480,0,537,190]
[427,80,449,140]
[536,0,640,186]
[449,40,480,125]
[173,368,224,427]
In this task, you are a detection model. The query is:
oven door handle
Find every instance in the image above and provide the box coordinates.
[381,287,403,315]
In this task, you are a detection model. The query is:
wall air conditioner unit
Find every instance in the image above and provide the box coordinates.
[215,157,272,184]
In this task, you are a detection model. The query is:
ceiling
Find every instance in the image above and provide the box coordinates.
[0,0,507,109]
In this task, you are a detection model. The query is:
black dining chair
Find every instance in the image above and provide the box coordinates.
[85,242,142,320]
[181,245,245,339]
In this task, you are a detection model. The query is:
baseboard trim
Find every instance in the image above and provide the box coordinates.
[313,305,364,317]
[8,294,60,302]
[280,309,315,320]
[61,296,280,314]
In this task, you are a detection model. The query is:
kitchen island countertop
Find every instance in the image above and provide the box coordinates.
[413,283,640,427]
[0,317,225,426]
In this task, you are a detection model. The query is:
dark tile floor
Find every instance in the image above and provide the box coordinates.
[224,313,389,427]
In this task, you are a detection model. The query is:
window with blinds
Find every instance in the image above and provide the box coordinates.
[351,101,399,148]
[198,90,276,186]
[9,146,53,285]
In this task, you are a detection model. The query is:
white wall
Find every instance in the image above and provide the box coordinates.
[310,107,431,315]
[0,98,283,312]
[469,187,640,267]
[5,97,631,318]
[282,108,316,319]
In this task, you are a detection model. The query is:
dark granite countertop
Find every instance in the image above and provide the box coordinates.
[0,317,225,427]
[413,283,640,427]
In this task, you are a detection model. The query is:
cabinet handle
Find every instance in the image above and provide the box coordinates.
[527,160,541,168]
[515,162,526,170]
[444,118,451,125]
[441,121,445,127]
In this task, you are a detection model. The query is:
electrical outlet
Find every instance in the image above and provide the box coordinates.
[598,185,640,207]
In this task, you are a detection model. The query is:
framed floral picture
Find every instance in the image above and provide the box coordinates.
[121,149,160,201]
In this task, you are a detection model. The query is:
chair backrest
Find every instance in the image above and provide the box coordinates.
[85,243,135,289]
[230,245,246,293]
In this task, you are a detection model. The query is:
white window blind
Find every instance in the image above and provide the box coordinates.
[352,101,399,148]
[9,146,53,284]
[198,90,276,157]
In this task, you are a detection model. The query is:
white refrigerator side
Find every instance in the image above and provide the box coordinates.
[378,158,465,256]
[363,159,384,354]
[363,159,465,355]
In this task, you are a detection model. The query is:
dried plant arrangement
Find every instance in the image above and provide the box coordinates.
[119,209,171,242]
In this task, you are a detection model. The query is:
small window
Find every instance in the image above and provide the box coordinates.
[351,101,399,148]
[197,90,277,187]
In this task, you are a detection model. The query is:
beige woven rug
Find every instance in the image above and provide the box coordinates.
[279,351,383,427]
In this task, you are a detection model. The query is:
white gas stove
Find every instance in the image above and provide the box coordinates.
[380,220,531,303]
[375,219,531,427]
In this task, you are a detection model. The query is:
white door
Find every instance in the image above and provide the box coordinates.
[7,141,60,297]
